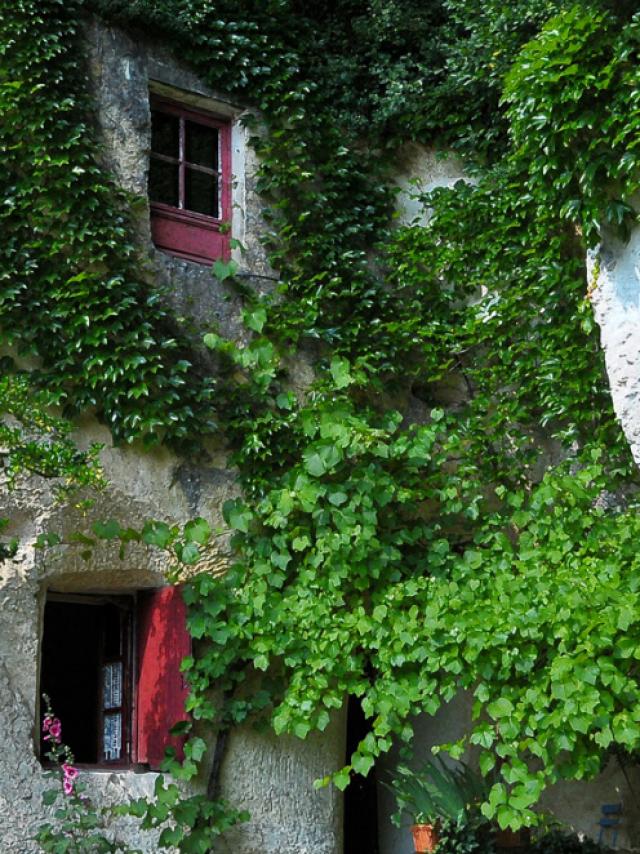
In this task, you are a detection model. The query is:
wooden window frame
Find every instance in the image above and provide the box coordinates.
[149,95,232,265]
[99,597,134,769]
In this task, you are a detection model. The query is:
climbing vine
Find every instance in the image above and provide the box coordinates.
[4,0,640,845]
[1,1,217,449]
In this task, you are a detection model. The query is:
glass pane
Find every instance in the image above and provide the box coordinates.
[103,712,122,761]
[102,662,123,710]
[185,168,218,217]
[149,157,179,207]
[103,604,121,658]
[185,121,218,169]
[151,109,179,158]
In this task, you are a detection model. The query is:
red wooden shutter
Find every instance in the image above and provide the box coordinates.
[135,586,191,770]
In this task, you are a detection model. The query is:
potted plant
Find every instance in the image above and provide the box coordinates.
[388,758,488,853]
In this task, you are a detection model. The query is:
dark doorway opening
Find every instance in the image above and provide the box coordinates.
[344,695,380,854]
[40,595,131,765]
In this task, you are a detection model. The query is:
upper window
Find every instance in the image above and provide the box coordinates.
[149,96,231,265]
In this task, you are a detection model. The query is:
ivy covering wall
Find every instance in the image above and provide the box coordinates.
[4,0,640,846]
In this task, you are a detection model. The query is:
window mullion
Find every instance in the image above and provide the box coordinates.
[217,131,222,220]
[179,118,185,210]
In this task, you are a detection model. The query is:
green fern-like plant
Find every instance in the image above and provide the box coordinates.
[389,758,487,826]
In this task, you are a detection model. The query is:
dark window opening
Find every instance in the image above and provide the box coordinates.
[151,109,179,158]
[344,695,380,854]
[40,596,132,766]
[149,157,179,208]
[149,109,221,218]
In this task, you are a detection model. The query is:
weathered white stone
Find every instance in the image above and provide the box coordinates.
[589,228,640,467]
[218,714,346,854]
[394,143,467,227]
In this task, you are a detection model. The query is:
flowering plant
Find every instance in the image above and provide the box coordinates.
[35,695,137,853]
[41,709,78,797]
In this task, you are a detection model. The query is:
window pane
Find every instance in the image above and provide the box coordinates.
[103,712,122,761]
[103,604,121,658]
[149,157,179,207]
[185,120,218,170]
[151,109,179,158]
[185,167,218,217]
[103,662,123,709]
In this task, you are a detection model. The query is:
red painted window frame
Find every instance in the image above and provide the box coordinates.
[149,95,232,265]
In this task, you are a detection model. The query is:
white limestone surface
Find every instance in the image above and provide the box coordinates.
[590,228,640,465]
[394,143,466,227]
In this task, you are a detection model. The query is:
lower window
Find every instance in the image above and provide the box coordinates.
[40,587,191,770]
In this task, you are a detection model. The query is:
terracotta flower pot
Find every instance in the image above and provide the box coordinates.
[411,823,440,853]
[495,827,531,849]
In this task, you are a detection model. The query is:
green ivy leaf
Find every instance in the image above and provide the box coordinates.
[212,259,238,282]
[351,753,375,777]
[244,305,267,333]
[223,500,253,533]
[333,768,351,791]
[184,518,211,545]
[487,698,514,720]
[92,519,121,540]
[42,789,58,806]
[142,521,173,549]
[330,356,353,389]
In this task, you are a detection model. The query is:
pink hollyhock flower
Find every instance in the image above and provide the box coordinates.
[62,764,78,781]
[63,779,74,796]
[42,716,52,733]
[47,719,61,741]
